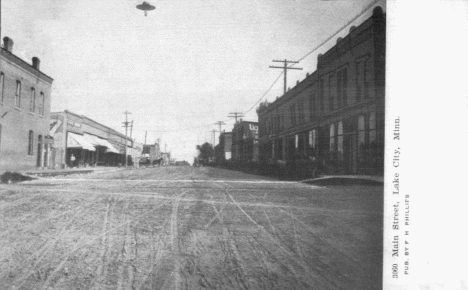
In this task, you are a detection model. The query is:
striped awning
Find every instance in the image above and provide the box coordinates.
[67,133,95,151]
[83,134,120,154]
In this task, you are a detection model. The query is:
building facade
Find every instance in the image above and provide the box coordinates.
[257,7,385,175]
[0,37,54,171]
[216,131,232,162]
[231,121,259,162]
[50,110,133,168]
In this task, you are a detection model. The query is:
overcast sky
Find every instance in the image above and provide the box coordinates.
[2,0,385,162]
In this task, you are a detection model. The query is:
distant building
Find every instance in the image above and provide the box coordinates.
[50,110,133,168]
[232,121,259,162]
[215,131,232,162]
[257,7,385,175]
[0,37,54,171]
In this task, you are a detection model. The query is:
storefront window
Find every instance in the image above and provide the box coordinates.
[369,112,376,144]
[338,121,343,154]
[329,124,335,151]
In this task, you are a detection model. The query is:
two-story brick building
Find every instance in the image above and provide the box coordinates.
[257,7,385,175]
[0,37,54,171]
[232,120,259,162]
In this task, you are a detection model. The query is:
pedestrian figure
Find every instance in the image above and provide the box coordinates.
[70,154,76,168]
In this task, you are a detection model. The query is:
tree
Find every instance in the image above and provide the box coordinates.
[196,142,214,162]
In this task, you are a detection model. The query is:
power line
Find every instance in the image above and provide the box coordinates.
[243,0,382,114]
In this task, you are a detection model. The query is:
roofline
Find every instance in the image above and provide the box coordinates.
[1,48,54,83]
[50,110,132,141]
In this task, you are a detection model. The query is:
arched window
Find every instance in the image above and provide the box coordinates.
[30,88,36,113]
[28,130,34,155]
[15,81,22,108]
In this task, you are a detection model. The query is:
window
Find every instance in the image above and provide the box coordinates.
[319,78,324,111]
[329,124,335,151]
[290,104,296,127]
[328,75,334,111]
[0,72,4,103]
[30,88,36,113]
[358,115,366,148]
[337,121,343,155]
[336,68,348,108]
[342,68,348,106]
[337,71,342,108]
[309,129,317,149]
[0,124,2,150]
[15,81,22,108]
[28,130,34,155]
[369,112,377,144]
[298,99,305,124]
[38,92,45,116]
[364,60,370,99]
[309,93,316,121]
[356,58,369,101]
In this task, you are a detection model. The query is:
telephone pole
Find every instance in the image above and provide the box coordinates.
[214,121,226,134]
[129,120,134,163]
[228,112,244,123]
[122,111,131,167]
[269,59,303,95]
[210,129,218,147]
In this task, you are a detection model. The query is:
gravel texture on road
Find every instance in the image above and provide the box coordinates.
[0,166,382,290]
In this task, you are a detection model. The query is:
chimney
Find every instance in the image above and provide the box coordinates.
[32,57,41,70]
[3,37,13,52]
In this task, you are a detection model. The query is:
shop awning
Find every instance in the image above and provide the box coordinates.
[67,133,95,151]
[102,140,120,154]
[83,134,109,147]
[83,134,121,154]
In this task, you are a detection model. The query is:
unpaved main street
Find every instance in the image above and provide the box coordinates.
[0,166,382,290]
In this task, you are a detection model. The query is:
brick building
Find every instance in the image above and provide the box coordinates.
[232,121,259,162]
[50,110,133,168]
[0,37,54,171]
[215,131,232,162]
[257,7,385,175]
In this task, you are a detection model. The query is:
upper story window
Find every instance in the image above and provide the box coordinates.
[319,78,325,112]
[38,92,45,116]
[0,72,4,104]
[337,68,348,108]
[15,81,22,108]
[290,103,296,127]
[28,130,34,156]
[298,99,305,124]
[328,75,334,111]
[356,58,370,101]
[29,88,36,113]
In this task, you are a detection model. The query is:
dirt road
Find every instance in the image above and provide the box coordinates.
[0,166,382,290]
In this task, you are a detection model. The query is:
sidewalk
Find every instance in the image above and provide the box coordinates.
[302,175,383,186]
[19,166,125,177]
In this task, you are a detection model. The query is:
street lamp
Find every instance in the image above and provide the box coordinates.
[136,1,156,17]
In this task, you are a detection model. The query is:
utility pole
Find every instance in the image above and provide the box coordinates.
[228,112,244,123]
[214,121,226,134]
[122,111,131,167]
[129,120,134,164]
[269,59,303,95]
[144,131,147,145]
[210,129,218,147]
